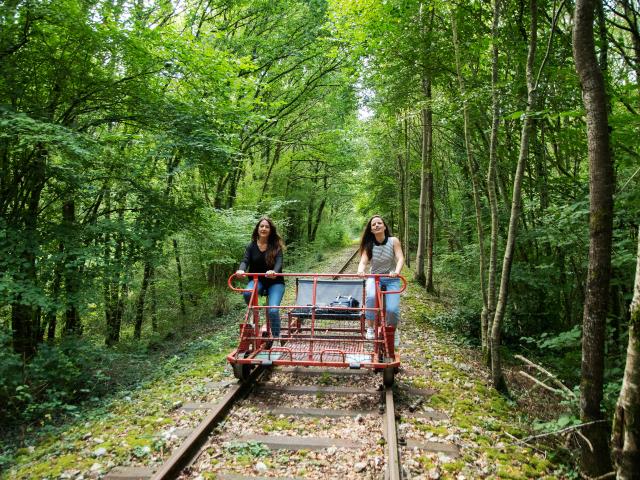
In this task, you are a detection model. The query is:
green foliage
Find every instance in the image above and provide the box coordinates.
[314,220,351,249]
[427,307,481,346]
[224,441,271,458]
[0,331,24,412]
[533,414,581,433]
[522,326,582,353]
[0,332,116,427]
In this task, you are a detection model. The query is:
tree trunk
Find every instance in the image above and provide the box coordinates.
[104,190,126,346]
[397,151,406,257]
[103,189,116,346]
[150,266,158,333]
[424,82,435,293]
[11,147,46,357]
[415,85,433,286]
[491,0,540,395]
[134,261,152,340]
[452,13,488,336]
[612,227,640,480]
[310,197,326,242]
[425,159,434,292]
[214,171,229,208]
[309,170,328,243]
[261,142,283,196]
[226,162,244,208]
[62,200,82,336]
[573,0,615,473]
[307,192,315,241]
[44,246,63,342]
[404,117,410,267]
[11,304,37,358]
[485,0,501,364]
[173,239,187,317]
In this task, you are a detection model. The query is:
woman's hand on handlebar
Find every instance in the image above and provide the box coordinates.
[265,270,276,278]
[235,270,245,276]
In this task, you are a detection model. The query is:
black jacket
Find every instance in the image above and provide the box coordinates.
[238,242,284,285]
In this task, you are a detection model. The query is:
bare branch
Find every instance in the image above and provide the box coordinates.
[515,354,576,398]
[518,371,565,395]
[518,419,609,443]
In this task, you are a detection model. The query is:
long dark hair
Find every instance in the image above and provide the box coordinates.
[251,216,284,267]
[359,215,391,259]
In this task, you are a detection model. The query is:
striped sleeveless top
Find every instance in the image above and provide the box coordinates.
[371,237,397,274]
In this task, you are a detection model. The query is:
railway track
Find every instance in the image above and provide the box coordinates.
[105,250,411,480]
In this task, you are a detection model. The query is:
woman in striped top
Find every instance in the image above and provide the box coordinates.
[357,215,405,344]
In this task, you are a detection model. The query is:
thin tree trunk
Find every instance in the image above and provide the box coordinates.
[62,200,82,336]
[213,171,229,208]
[491,0,540,395]
[425,171,434,292]
[424,82,435,293]
[415,98,432,286]
[452,13,488,332]
[226,162,244,208]
[134,261,152,340]
[307,193,315,241]
[310,197,326,242]
[103,188,115,346]
[173,239,186,317]
[404,117,410,267]
[104,190,126,346]
[573,0,615,473]
[261,142,283,196]
[150,266,158,333]
[485,0,501,364]
[309,171,328,242]
[44,246,63,342]
[612,227,640,480]
[397,152,406,256]
[11,147,46,358]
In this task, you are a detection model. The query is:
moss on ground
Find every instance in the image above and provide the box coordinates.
[400,274,573,479]
[4,324,238,480]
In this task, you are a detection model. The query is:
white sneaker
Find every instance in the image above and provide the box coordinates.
[365,327,375,340]
[394,328,400,348]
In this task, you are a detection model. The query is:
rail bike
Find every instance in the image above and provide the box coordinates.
[226,273,406,386]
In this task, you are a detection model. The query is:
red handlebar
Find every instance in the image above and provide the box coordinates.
[227,272,407,294]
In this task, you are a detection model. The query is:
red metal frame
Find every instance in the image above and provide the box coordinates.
[226,273,406,370]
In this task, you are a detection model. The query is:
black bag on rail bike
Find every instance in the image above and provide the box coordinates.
[318,295,360,318]
[291,296,361,319]
[328,295,359,309]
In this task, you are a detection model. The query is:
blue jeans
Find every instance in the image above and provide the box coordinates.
[242,280,285,337]
[365,277,401,327]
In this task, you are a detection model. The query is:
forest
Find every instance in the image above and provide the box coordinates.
[1,0,639,478]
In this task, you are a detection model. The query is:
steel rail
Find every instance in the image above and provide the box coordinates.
[149,248,381,479]
[150,366,266,480]
[385,387,402,480]
[335,248,361,276]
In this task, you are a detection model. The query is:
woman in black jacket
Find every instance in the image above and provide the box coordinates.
[236,217,285,338]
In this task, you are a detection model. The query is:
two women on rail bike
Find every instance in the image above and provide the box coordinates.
[235,214,404,347]
[236,217,285,339]
[357,215,405,346]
